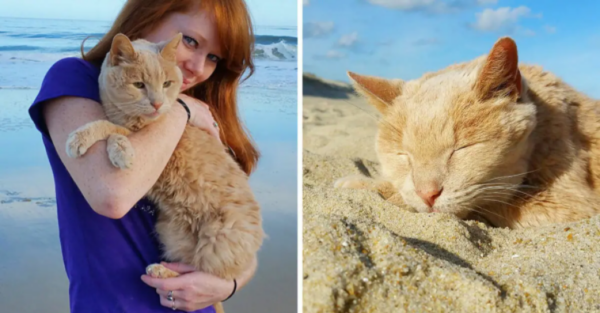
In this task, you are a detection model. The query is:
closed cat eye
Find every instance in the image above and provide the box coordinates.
[163,81,172,88]
[455,142,480,151]
[133,82,145,89]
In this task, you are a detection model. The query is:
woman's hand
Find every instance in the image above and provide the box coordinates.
[141,262,234,312]
[178,94,221,142]
[141,256,257,312]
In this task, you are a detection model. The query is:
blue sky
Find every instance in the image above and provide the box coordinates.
[304,0,600,97]
[1,0,297,27]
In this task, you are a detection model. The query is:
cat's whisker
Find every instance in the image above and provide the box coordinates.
[479,197,522,210]
[477,182,540,189]
[482,191,529,202]
[476,186,536,198]
[482,169,540,184]
[471,204,510,222]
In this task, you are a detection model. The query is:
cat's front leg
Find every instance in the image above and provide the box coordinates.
[66,120,131,158]
[107,134,134,169]
[484,186,600,229]
[334,174,398,199]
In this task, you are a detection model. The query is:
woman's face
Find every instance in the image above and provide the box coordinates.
[144,9,223,91]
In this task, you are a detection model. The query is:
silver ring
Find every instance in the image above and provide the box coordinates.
[167,290,173,302]
[213,121,219,128]
[171,298,176,311]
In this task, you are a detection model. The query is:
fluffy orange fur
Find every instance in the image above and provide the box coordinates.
[337,37,600,229]
[66,34,264,311]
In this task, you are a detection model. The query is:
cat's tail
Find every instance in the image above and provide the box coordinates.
[191,201,264,279]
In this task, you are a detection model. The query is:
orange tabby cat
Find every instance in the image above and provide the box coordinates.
[336,37,600,229]
[65,33,264,311]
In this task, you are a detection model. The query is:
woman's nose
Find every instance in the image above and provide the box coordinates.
[184,55,205,78]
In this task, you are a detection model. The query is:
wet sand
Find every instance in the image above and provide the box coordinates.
[0,88,297,312]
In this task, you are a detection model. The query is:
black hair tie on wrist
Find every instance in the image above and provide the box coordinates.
[222,279,237,302]
[176,98,191,123]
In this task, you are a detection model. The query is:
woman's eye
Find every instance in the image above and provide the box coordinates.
[208,54,221,63]
[163,81,172,88]
[133,82,145,89]
[183,35,198,48]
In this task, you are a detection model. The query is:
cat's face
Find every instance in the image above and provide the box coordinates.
[100,33,183,122]
[350,37,537,218]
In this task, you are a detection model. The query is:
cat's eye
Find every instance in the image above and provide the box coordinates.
[455,145,471,151]
[133,82,145,89]
[163,81,172,88]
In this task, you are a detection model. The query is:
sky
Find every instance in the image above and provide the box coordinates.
[304,0,600,98]
[1,0,297,27]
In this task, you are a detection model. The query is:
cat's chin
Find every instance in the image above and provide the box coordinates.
[144,111,163,119]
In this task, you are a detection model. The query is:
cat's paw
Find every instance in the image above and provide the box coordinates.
[107,134,134,169]
[145,263,180,279]
[66,131,91,158]
[334,174,372,190]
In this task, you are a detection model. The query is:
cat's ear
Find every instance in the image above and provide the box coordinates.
[475,37,523,101]
[347,71,402,113]
[160,33,182,62]
[109,33,137,65]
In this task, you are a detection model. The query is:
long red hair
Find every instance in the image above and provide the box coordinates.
[82,0,259,175]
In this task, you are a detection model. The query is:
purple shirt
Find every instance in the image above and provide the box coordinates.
[28,57,215,313]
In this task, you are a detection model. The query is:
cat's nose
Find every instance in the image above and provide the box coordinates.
[416,184,443,208]
[152,102,163,110]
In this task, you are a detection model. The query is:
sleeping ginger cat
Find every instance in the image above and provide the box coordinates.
[336,37,600,229]
[65,33,264,312]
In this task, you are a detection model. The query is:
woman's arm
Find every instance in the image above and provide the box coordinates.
[233,254,257,291]
[140,255,259,311]
[44,96,188,219]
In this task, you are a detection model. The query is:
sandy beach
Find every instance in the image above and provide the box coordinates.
[302,73,600,312]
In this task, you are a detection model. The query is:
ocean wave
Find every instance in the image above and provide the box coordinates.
[254,41,297,61]
[0,45,92,53]
[5,32,105,40]
[1,38,297,62]
[2,31,297,46]
[255,35,297,45]
[0,45,42,52]
[0,86,38,90]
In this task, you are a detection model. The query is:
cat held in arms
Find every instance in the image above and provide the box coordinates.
[66,33,264,312]
[336,37,600,229]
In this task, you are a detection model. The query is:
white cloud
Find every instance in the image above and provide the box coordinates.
[303,0,309,6]
[326,50,346,59]
[304,21,334,38]
[522,29,536,37]
[368,0,437,10]
[544,25,557,34]
[471,6,538,32]
[338,32,359,47]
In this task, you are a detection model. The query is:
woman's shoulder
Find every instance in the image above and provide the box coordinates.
[28,57,102,137]
[46,57,101,81]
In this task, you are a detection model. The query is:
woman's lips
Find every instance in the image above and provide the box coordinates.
[181,79,191,90]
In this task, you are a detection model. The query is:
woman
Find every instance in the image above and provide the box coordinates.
[28,0,260,312]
